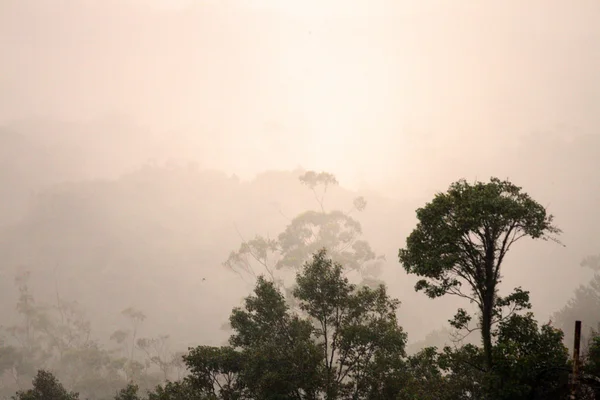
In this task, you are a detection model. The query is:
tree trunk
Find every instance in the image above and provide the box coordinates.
[482,237,496,371]
[481,289,494,371]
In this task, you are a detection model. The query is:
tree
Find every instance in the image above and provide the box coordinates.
[433,313,569,400]
[0,270,117,399]
[299,171,340,213]
[224,171,384,297]
[190,249,408,399]
[293,249,407,399]
[114,383,142,400]
[0,269,175,400]
[554,254,600,352]
[185,277,321,399]
[488,313,569,399]
[398,347,456,400]
[121,308,147,363]
[57,342,127,400]
[399,177,561,370]
[576,327,600,399]
[183,346,244,399]
[228,275,323,399]
[3,269,54,388]
[147,379,208,400]
[110,307,153,383]
[12,370,79,400]
[136,335,182,381]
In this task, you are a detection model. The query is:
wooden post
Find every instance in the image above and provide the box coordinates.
[571,320,582,399]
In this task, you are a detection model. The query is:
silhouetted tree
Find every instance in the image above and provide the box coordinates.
[12,370,79,400]
[399,177,561,370]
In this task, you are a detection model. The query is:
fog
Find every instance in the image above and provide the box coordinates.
[1,0,600,389]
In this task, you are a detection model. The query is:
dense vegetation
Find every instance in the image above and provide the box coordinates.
[2,173,599,399]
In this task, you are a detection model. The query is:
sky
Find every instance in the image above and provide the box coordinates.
[2,0,599,192]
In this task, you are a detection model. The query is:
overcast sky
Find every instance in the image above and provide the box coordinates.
[1,0,599,192]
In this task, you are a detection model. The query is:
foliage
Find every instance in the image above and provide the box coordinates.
[298,171,339,212]
[581,328,600,399]
[11,370,79,400]
[397,347,455,400]
[0,270,183,400]
[114,383,142,400]
[489,313,570,399]
[192,247,571,400]
[136,336,182,381]
[220,275,322,399]
[554,254,600,351]
[0,270,103,396]
[147,380,208,400]
[293,249,407,398]
[2,171,590,400]
[585,330,600,377]
[187,249,407,399]
[183,346,244,399]
[436,313,570,400]
[399,177,561,369]
[224,170,384,295]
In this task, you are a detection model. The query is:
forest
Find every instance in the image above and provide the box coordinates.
[2,2,600,397]
[1,158,599,399]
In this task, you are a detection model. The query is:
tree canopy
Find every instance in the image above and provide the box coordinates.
[188,249,407,399]
[225,170,384,297]
[399,177,561,369]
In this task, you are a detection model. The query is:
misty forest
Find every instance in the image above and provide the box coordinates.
[1,1,600,399]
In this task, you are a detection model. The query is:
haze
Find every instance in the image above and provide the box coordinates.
[1,0,599,375]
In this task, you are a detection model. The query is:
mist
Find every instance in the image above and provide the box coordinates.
[1,0,599,398]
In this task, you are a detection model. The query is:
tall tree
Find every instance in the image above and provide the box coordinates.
[398,177,561,370]
[188,249,407,399]
[293,249,407,399]
[224,170,383,296]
